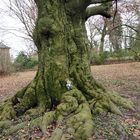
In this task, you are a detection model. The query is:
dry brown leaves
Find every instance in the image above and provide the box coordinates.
[0,71,36,102]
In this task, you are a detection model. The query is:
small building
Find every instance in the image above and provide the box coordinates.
[0,42,11,74]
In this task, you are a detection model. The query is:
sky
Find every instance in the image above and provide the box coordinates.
[0,0,30,58]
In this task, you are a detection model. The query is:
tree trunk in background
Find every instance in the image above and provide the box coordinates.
[100,18,107,53]
[108,11,122,52]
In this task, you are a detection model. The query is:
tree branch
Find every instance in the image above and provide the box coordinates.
[89,0,114,4]
[86,4,112,20]
[111,24,139,34]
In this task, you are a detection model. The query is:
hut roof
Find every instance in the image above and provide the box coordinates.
[0,42,10,49]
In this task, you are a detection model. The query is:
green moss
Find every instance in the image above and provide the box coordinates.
[0,120,13,129]
[57,95,78,116]
[109,91,134,110]
[41,111,55,132]
[89,90,134,115]
[66,102,94,140]
[30,116,43,128]
[0,100,16,121]
[25,107,44,116]
[15,86,37,115]
[56,90,94,140]
[49,128,63,140]
[15,86,27,98]
[5,122,26,135]
[109,100,122,115]
[35,75,50,108]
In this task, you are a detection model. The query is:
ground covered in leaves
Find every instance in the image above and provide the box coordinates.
[0,62,140,139]
[0,71,36,102]
[91,62,140,140]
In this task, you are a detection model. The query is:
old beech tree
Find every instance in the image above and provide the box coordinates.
[0,0,134,139]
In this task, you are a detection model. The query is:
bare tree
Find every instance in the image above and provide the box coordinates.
[0,0,38,52]
[9,0,37,39]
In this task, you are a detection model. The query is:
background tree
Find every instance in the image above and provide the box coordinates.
[100,17,108,53]
[14,51,38,70]
[86,17,101,51]
[8,0,36,39]
[0,1,134,139]
[132,7,140,60]
[86,17,108,64]
[119,1,138,47]
[108,11,123,52]
[0,0,37,52]
[87,0,140,61]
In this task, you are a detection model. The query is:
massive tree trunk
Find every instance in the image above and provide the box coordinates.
[0,1,134,139]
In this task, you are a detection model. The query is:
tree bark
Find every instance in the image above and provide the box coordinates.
[100,18,107,53]
[0,1,134,139]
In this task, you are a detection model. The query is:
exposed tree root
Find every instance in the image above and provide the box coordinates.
[88,90,134,116]
[0,89,94,140]
[0,99,16,121]
[72,67,134,115]
[0,79,134,139]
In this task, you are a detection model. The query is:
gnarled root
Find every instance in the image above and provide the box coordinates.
[74,72,134,115]
[0,77,134,139]
[0,99,16,121]
[0,80,44,121]
[54,89,94,140]
[88,90,134,116]
[0,89,94,140]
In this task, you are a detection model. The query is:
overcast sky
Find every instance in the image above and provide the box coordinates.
[0,0,30,58]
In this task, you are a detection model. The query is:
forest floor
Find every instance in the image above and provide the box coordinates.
[0,62,140,139]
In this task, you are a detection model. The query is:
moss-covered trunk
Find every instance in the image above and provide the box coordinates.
[0,1,134,139]
[22,0,95,112]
